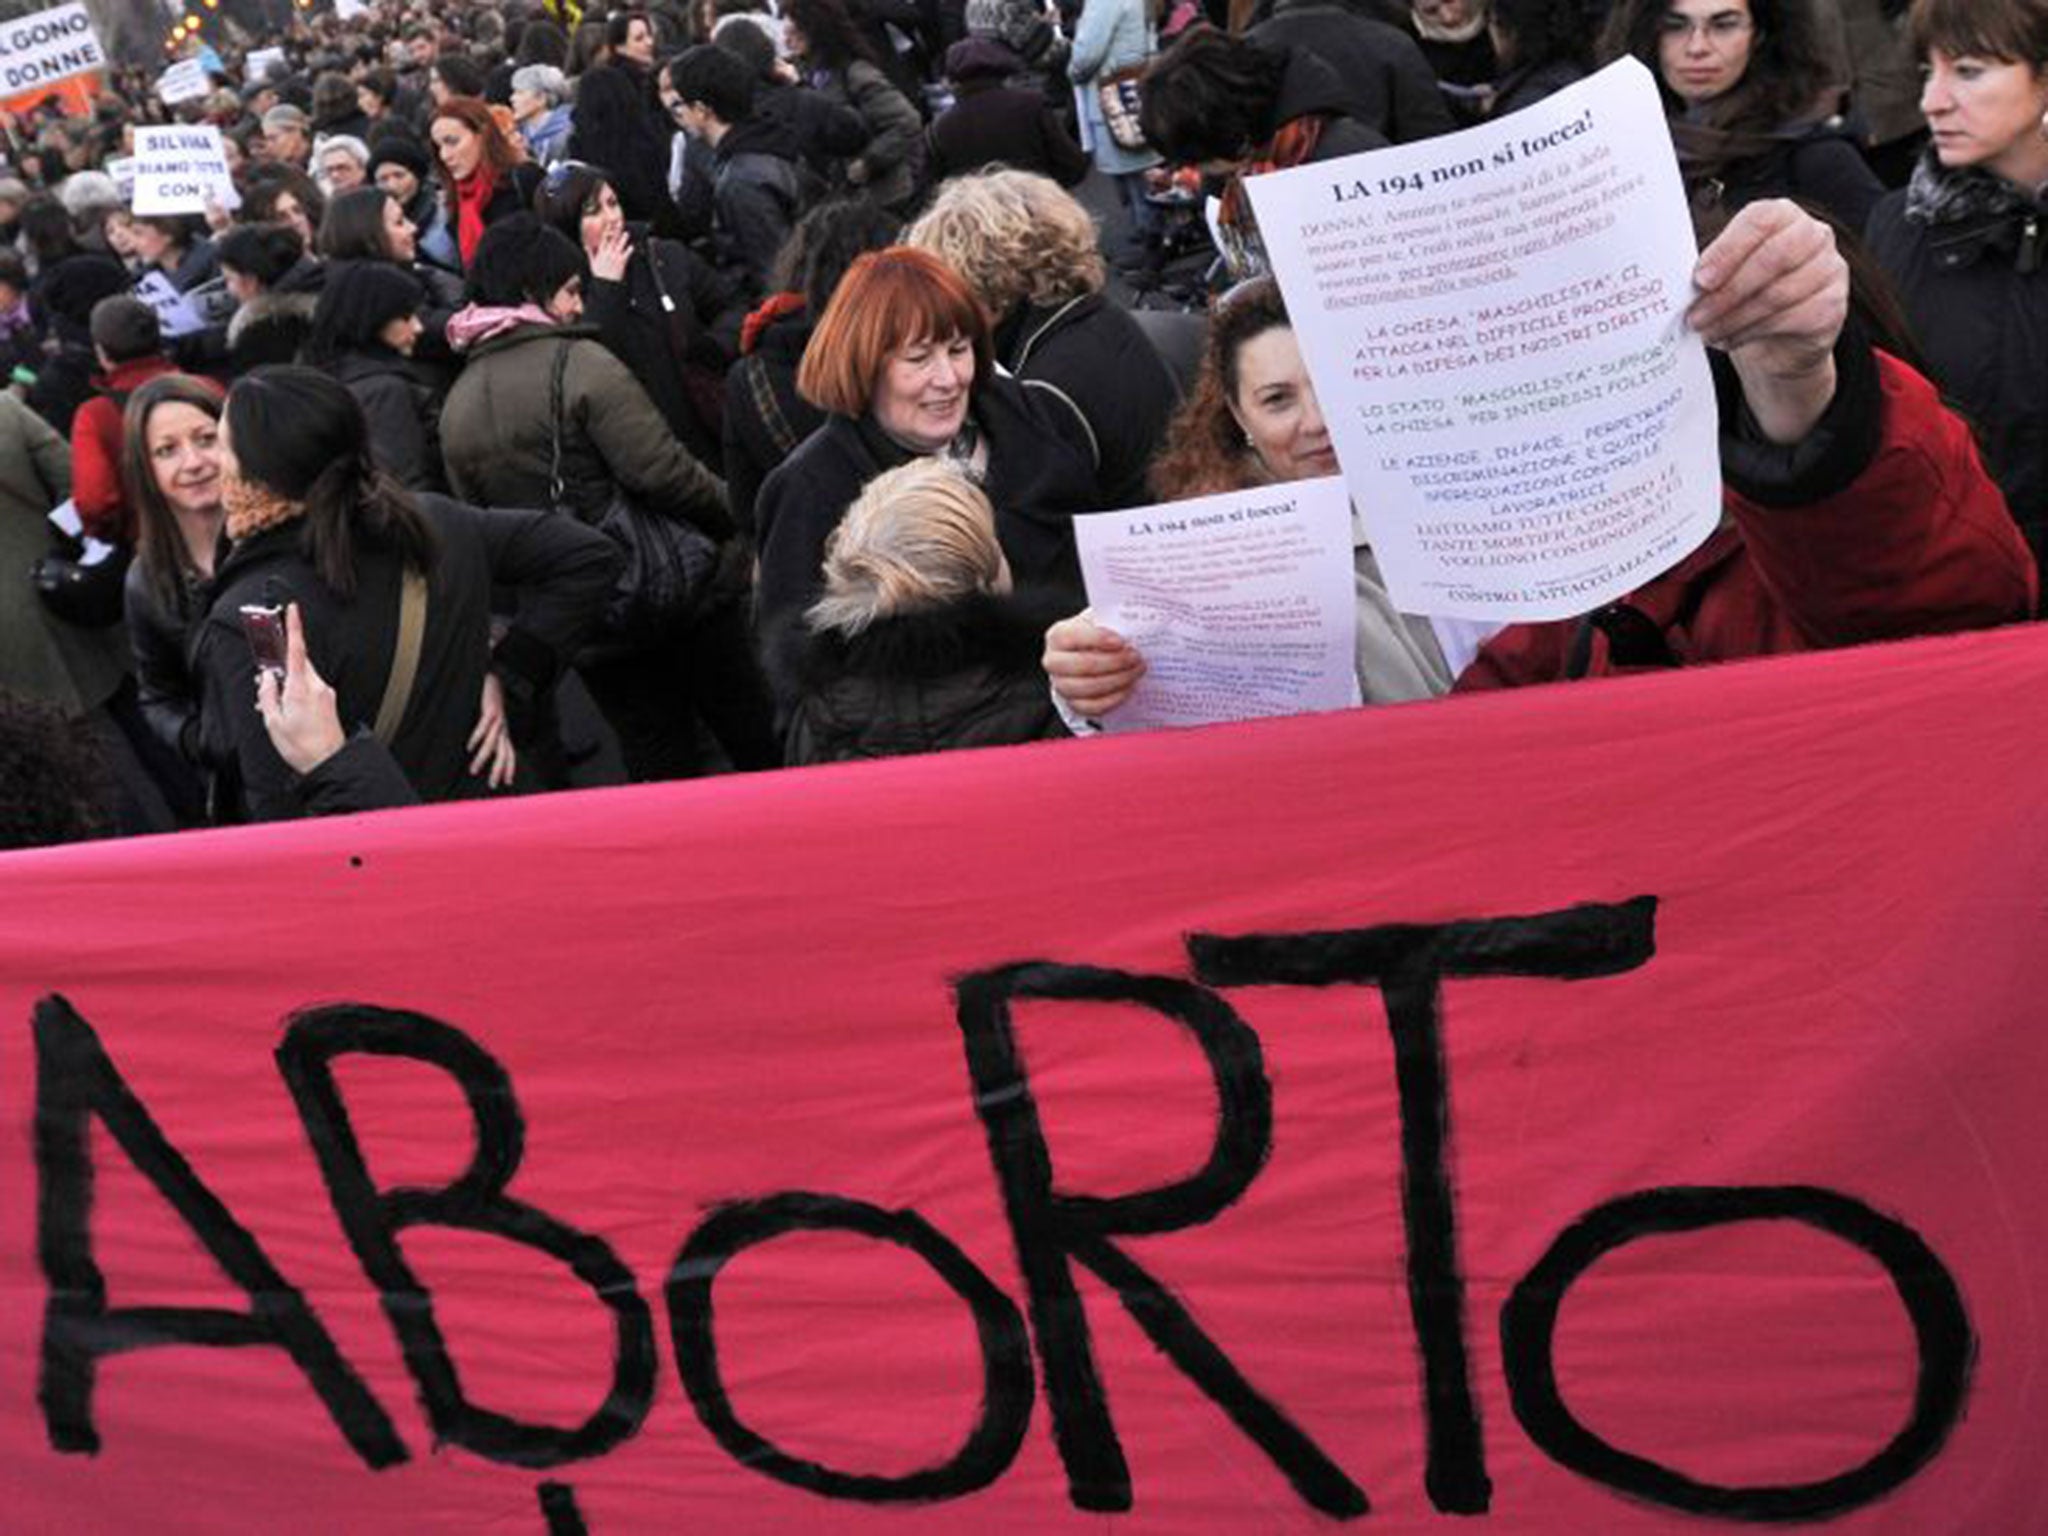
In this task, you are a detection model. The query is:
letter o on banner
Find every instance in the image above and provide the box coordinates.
[667,1192,1035,1502]
[1500,1185,1974,1521]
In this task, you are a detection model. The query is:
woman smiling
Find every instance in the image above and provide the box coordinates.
[751,247,1103,686]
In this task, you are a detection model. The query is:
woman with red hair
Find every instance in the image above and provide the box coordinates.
[752,246,1104,688]
[428,97,542,268]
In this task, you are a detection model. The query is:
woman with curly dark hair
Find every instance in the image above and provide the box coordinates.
[1599,0,1884,227]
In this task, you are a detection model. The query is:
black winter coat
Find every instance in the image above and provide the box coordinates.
[125,559,209,768]
[996,292,1176,509]
[781,590,1068,764]
[194,495,620,820]
[723,303,824,542]
[1868,175,2048,559]
[585,229,747,467]
[1683,119,1885,234]
[926,78,1091,185]
[1247,1,1454,143]
[706,119,824,298]
[331,346,445,493]
[1487,58,1585,119]
[754,373,1100,661]
[756,79,873,181]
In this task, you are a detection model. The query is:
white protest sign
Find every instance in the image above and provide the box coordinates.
[245,46,287,82]
[334,0,368,17]
[1074,476,1359,732]
[132,124,240,216]
[133,270,207,338]
[105,155,136,198]
[0,2,105,93]
[156,56,212,105]
[1246,59,1721,623]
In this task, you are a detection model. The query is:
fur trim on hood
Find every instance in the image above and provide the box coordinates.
[225,288,319,351]
[774,587,1067,696]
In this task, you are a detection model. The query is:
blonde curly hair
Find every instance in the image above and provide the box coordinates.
[905,168,1107,322]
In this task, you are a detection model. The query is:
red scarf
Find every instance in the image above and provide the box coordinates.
[454,167,499,267]
[1219,114,1330,236]
[739,292,806,355]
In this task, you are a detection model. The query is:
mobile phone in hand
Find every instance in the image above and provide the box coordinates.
[239,604,287,683]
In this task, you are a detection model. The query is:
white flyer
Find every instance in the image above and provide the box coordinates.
[0,3,104,93]
[1245,58,1721,622]
[245,46,287,83]
[132,124,240,216]
[134,271,207,338]
[156,57,212,105]
[1074,476,1359,733]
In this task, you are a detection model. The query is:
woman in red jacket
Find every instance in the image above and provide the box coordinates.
[1045,200,2035,716]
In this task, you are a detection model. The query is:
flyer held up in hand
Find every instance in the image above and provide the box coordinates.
[1247,60,1721,623]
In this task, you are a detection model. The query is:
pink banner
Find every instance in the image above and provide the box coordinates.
[4,627,2047,1532]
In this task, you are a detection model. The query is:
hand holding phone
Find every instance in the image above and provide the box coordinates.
[239,604,288,684]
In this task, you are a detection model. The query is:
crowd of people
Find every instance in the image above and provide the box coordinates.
[0,0,2041,846]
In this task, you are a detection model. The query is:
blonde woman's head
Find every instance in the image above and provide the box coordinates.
[808,459,1011,636]
[905,168,1107,321]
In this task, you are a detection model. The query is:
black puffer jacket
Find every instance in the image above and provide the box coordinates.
[781,590,1068,764]
[996,292,1177,510]
[193,495,619,821]
[1868,161,2048,560]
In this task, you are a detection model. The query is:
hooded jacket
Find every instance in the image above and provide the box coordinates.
[439,322,731,541]
[706,116,825,296]
[781,589,1069,764]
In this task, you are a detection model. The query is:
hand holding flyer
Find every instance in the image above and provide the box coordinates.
[1246,59,1721,622]
[1073,477,1359,733]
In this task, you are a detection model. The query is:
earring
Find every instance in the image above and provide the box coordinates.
[1244,431,1255,448]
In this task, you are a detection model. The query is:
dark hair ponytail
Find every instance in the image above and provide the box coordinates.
[225,366,438,597]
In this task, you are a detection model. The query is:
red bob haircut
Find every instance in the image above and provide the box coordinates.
[796,247,993,418]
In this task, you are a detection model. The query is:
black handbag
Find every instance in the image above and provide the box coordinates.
[33,532,131,629]
[547,340,718,643]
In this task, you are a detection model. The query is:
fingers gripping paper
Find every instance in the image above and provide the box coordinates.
[1246,60,1722,622]
[5,627,2048,1531]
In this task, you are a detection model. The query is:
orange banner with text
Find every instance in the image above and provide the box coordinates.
[5,627,2047,1533]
